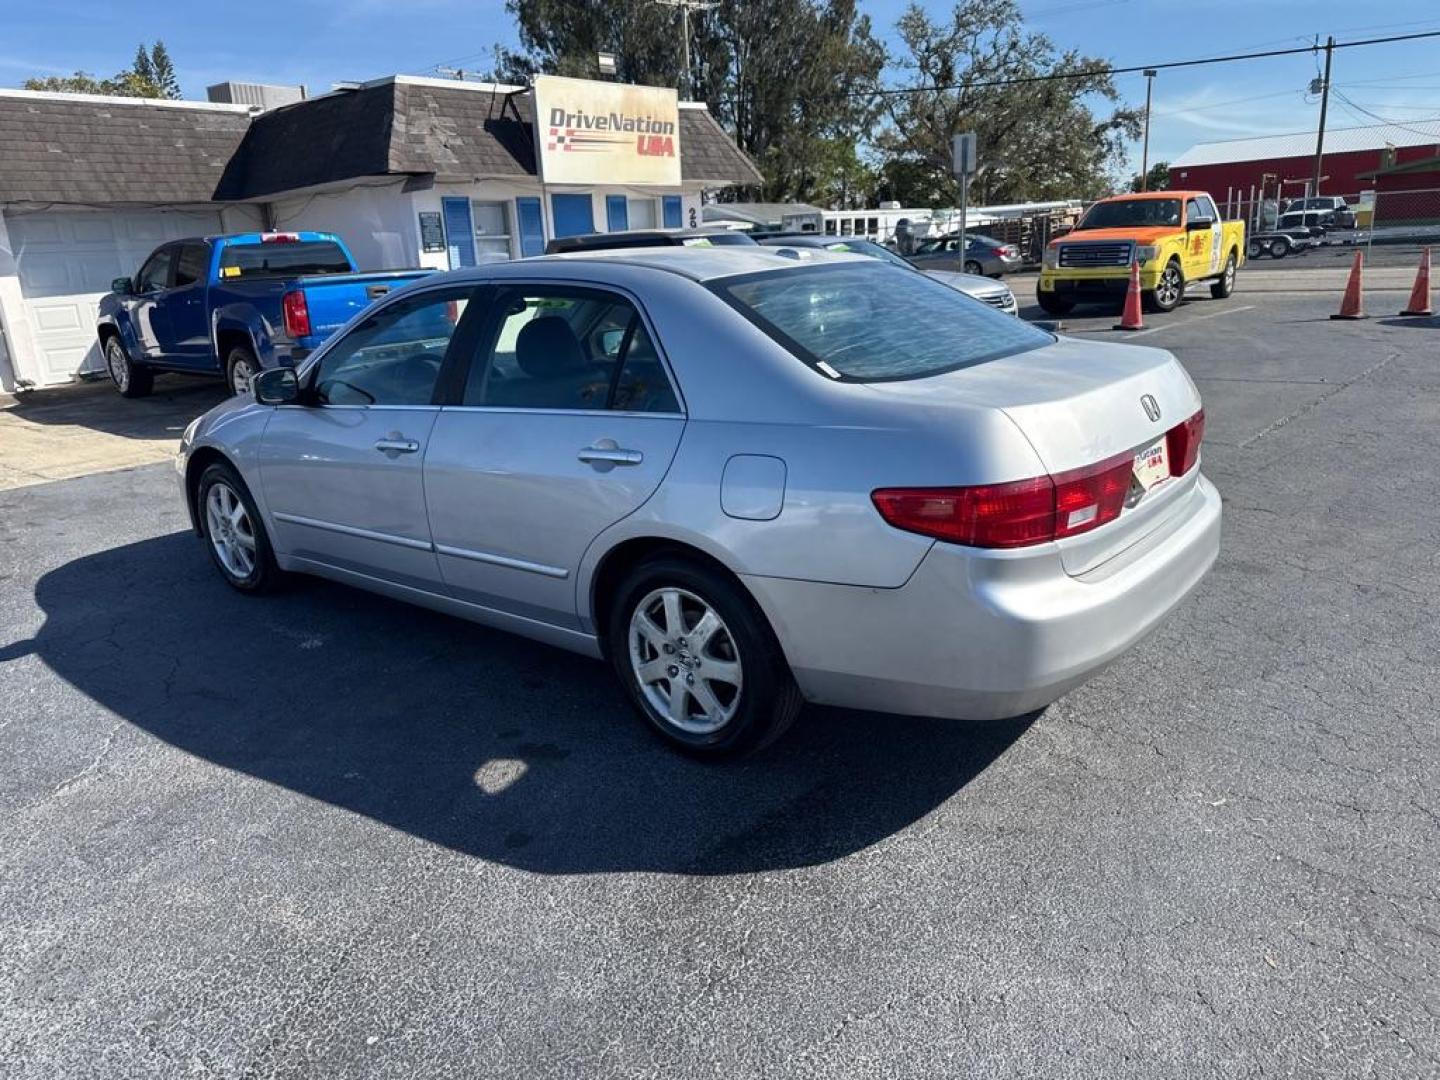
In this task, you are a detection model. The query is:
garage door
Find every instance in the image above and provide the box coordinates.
[5,208,226,385]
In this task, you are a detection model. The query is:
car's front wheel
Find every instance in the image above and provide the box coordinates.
[963,259,983,276]
[105,335,153,399]
[1036,289,1074,315]
[196,462,281,593]
[1145,259,1185,312]
[608,557,802,758]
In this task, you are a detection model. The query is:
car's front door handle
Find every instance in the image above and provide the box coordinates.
[375,437,420,455]
[578,445,643,467]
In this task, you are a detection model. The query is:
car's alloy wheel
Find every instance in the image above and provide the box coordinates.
[964,259,983,276]
[105,336,153,398]
[1211,254,1237,299]
[628,587,743,735]
[205,481,258,581]
[1148,261,1184,312]
[228,350,258,396]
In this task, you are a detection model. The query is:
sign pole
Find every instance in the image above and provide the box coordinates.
[951,132,976,275]
[958,175,968,274]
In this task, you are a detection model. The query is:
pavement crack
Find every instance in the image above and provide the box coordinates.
[1237,350,1399,449]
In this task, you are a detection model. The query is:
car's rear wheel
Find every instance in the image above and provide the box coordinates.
[1145,259,1184,312]
[196,462,280,593]
[607,557,802,759]
[1269,238,1290,259]
[1210,252,1237,299]
[226,345,260,396]
[105,335,153,399]
[1036,289,1074,315]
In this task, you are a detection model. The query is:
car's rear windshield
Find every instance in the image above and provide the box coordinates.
[1076,199,1181,229]
[218,240,351,279]
[712,262,1050,382]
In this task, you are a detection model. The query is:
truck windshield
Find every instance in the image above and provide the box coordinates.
[219,240,351,279]
[1075,199,1182,230]
[713,262,1050,383]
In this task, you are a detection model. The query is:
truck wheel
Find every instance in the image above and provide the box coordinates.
[1036,289,1074,315]
[1144,259,1184,313]
[1268,238,1289,259]
[1247,240,1262,259]
[226,346,259,396]
[1210,252,1237,299]
[105,335,153,399]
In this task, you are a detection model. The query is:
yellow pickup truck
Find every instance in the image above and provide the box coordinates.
[1038,191,1245,315]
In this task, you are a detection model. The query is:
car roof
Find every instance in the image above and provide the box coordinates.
[1095,191,1197,202]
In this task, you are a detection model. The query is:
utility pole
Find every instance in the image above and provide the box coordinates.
[1310,36,1334,199]
[1140,69,1157,191]
[653,0,717,98]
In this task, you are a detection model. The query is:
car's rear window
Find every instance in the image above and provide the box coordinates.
[218,240,351,279]
[713,262,1050,382]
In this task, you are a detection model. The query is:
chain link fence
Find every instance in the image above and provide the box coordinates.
[1368,188,1440,249]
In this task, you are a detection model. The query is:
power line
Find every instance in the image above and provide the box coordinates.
[855,28,1440,98]
[1328,90,1440,138]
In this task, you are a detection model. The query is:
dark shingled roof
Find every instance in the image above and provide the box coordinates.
[223,81,764,197]
[0,93,252,204]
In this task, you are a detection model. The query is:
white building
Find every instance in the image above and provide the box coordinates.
[0,75,762,391]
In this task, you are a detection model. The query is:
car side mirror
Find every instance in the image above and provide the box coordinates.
[1186,216,1215,231]
[252,367,300,406]
[111,276,134,295]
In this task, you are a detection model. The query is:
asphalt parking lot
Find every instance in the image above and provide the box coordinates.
[2,284,1437,1077]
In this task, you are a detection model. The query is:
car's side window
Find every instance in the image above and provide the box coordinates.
[1185,198,1205,223]
[173,243,209,288]
[313,287,476,407]
[136,247,173,293]
[464,288,679,413]
[1198,196,1219,221]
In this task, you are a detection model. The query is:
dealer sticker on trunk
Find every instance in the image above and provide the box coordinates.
[1132,438,1169,491]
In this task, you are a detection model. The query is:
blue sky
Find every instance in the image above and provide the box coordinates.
[3,1,1438,169]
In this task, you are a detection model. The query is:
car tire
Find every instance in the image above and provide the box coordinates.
[607,556,803,759]
[226,345,260,397]
[1247,240,1262,259]
[1210,252,1237,299]
[963,259,984,276]
[104,334,153,399]
[196,461,281,593]
[1269,238,1289,259]
[1144,258,1184,313]
[1036,289,1074,315]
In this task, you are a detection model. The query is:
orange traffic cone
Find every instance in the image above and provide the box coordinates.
[1114,258,1144,331]
[1330,250,1367,320]
[1399,247,1432,317]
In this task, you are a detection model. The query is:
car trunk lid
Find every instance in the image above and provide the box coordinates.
[863,335,1203,576]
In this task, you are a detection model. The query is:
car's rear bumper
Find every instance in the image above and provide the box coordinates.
[742,473,1221,721]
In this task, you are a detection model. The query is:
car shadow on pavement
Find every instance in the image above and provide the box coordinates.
[22,533,1036,876]
[5,376,226,441]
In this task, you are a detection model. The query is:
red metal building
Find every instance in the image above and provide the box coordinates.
[1168,119,1440,207]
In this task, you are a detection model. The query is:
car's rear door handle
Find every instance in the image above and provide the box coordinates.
[375,437,420,455]
[578,445,643,466]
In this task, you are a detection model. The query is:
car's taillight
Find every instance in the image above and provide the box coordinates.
[991,246,1008,257]
[1166,409,1205,476]
[281,290,311,338]
[1052,453,1134,538]
[872,452,1134,550]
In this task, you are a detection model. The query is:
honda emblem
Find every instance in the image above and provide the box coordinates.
[1141,394,1162,422]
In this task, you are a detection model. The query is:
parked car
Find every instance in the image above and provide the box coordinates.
[1038,191,1247,315]
[1275,210,1337,237]
[907,232,1023,277]
[758,234,1018,314]
[97,232,433,398]
[547,229,757,253]
[178,248,1220,758]
[1283,196,1356,230]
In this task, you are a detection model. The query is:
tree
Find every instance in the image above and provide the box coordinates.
[1129,161,1171,193]
[23,42,180,100]
[859,0,1140,206]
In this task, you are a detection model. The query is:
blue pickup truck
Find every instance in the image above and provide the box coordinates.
[96,232,432,398]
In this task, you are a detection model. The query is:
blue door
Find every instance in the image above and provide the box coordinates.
[662,196,682,229]
[605,195,629,233]
[551,193,595,238]
[443,197,476,269]
[516,197,546,257]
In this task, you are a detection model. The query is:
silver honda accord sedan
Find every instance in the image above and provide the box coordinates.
[177,247,1221,757]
